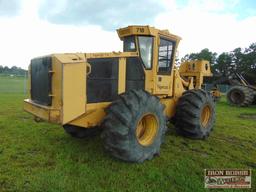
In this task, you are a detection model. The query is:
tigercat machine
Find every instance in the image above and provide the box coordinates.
[211,72,256,106]
[24,25,215,162]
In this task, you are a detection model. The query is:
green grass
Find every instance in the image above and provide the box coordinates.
[0,74,27,93]
[0,76,255,192]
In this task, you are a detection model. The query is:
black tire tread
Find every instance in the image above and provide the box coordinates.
[227,86,254,107]
[101,89,167,163]
[175,89,215,139]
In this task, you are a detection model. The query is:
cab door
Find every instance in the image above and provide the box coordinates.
[155,37,176,96]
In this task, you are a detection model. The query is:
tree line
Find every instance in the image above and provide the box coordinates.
[181,42,256,84]
[1,42,255,84]
[0,65,27,76]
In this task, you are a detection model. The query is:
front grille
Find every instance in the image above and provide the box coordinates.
[87,58,119,103]
[31,56,52,106]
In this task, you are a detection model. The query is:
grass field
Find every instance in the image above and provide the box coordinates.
[0,76,255,192]
[0,75,27,93]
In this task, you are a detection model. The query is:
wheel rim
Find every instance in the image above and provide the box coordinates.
[200,105,211,128]
[230,90,243,104]
[136,113,159,146]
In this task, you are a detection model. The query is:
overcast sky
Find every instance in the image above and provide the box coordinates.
[0,0,256,69]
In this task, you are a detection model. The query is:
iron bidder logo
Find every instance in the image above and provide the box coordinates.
[204,169,251,188]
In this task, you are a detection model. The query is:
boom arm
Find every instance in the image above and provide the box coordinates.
[212,72,256,91]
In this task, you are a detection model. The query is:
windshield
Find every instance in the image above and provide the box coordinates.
[123,36,136,52]
[138,36,153,69]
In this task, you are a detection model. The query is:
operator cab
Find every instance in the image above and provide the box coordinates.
[117,25,181,95]
[118,26,181,73]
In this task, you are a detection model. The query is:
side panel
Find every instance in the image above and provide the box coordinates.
[62,62,86,124]
[87,58,119,103]
[155,75,173,95]
[126,57,145,91]
[68,102,111,128]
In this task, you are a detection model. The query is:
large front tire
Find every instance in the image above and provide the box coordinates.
[175,89,215,139]
[101,90,167,163]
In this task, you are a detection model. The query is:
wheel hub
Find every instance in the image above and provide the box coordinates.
[230,90,244,104]
[136,113,159,146]
[200,105,211,128]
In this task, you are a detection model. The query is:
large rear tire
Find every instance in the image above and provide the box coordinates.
[175,89,215,139]
[63,124,99,138]
[227,86,254,107]
[101,90,167,163]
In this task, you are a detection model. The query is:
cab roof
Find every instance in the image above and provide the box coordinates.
[117,25,182,42]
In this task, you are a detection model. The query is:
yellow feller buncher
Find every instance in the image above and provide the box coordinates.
[24,25,215,162]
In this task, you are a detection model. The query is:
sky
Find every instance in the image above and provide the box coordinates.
[0,0,256,69]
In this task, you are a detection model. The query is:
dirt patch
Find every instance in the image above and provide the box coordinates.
[238,113,256,120]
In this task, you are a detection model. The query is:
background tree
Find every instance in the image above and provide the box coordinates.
[0,65,27,76]
[215,52,232,76]
[181,43,256,84]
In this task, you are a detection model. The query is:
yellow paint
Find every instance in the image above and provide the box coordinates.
[69,102,111,127]
[160,98,177,118]
[179,60,212,89]
[24,99,61,123]
[211,89,221,98]
[86,52,138,58]
[51,56,63,109]
[155,75,173,95]
[24,25,213,129]
[136,113,159,146]
[117,25,182,43]
[173,69,186,98]
[201,105,211,128]
[144,70,154,94]
[118,58,126,94]
[62,62,86,124]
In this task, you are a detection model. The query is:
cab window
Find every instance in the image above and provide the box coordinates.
[123,36,136,52]
[158,38,175,73]
[138,36,153,69]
